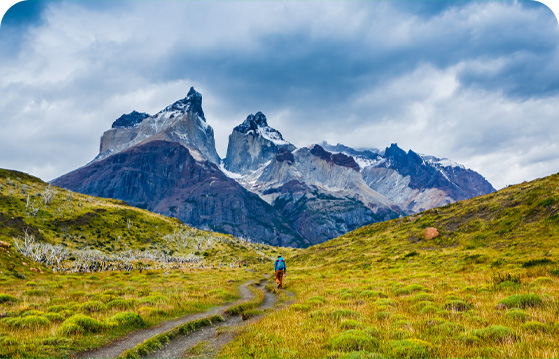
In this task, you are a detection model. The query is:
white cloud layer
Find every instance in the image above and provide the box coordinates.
[0,0,557,190]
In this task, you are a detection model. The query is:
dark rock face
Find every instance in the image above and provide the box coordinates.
[112,111,150,129]
[275,148,295,164]
[233,111,269,133]
[53,140,307,247]
[309,145,360,171]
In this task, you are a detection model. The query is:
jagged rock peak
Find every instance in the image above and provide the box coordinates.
[162,86,205,120]
[112,111,150,129]
[234,111,269,133]
[233,111,291,146]
[309,144,360,171]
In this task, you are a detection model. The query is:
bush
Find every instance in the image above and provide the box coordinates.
[47,305,67,313]
[80,301,107,313]
[329,309,361,319]
[341,320,366,330]
[521,321,548,333]
[107,312,145,328]
[308,296,327,303]
[522,258,553,268]
[425,321,465,336]
[58,314,103,335]
[376,311,390,320]
[419,305,439,314]
[388,339,432,358]
[505,309,530,322]
[471,325,516,343]
[491,272,521,286]
[409,293,434,303]
[331,330,379,352]
[22,289,48,297]
[106,299,131,310]
[533,277,553,285]
[21,310,44,317]
[498,294,543,309]
[0,294,19,304]
[443,300,472,312]
[1,315,51,329]
[42,312,65,323]
[207,289,237,301]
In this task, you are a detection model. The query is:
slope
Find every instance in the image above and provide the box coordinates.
[0,168,288,277]
[221,173,559,358]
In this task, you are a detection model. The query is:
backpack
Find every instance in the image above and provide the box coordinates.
[276,258,286,271]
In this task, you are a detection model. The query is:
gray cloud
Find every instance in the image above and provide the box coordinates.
[0,0,557,190]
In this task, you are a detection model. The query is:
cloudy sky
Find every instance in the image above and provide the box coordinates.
[0,0,558,189]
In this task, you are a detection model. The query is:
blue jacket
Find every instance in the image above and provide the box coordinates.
[275,257,286,272]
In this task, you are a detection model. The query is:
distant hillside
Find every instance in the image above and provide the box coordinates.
[293,172,559,268]
[0,169,287,278]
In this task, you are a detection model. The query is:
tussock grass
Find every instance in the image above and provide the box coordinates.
[221,174,559,358]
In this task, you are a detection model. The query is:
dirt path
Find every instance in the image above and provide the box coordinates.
[74,282,254,359]
[150,280,278,358]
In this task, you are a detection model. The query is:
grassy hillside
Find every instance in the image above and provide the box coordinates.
[0,168,294,358]
[0,169,291,277]
[222,173,559,358]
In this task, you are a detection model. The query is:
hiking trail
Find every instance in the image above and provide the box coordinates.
[75,281,257,359]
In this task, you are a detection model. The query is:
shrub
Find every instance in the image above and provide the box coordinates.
[59,314,103,335]
[329,309,361,319]
[498,294,543,309]
[47,305,67,313]
[0,294,19,304]
[21,310,44,317]
[522,258,553,268]
[331,330,379,352]
[341,320,366,330]
[42,312,65,323]
[443,300,472,312]
[505,309,530,322]
[376,311,390,320]
[22,289,48,297]
[106,299,131,310]
[425,321,465,336]
[360,290,384,298]
[491,272,521,286]
[409,293,434,303]
[1,315,51,329]
[521,321,548,333]
[80,301,107,313]
[308,296,327,303]
[388,339,432,358]
[471,325,516,343]
[100,294,118,303]
[533,277,553,285]
[25,281,38,287]
[420,305,439,315]
[107,312,145,328]
[495,281,521,291]
[240,309,263,320]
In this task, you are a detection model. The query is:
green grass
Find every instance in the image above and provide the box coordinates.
[220,173,559,358]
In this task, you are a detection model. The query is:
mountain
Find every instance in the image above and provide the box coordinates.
[53,140,307,248]
[224,111,296,174]
[97,87,220,164]
[53,87,494,247]
[322,142,495,212]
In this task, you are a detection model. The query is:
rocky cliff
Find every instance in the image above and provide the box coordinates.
[223,112,296,174]
[53,140,307,247]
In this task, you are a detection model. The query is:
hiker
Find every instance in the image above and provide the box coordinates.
[275,255,286,289]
